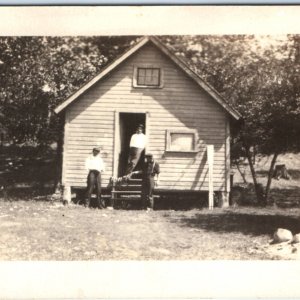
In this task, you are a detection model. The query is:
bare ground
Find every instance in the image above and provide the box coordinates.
[1,199,300,260]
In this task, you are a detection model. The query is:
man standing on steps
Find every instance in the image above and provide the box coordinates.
[125,124,147,175]
[132,153,160,210]
[85,146,105,209]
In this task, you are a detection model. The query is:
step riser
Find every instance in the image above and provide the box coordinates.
[112,193,141,195]
[115,187,142,191]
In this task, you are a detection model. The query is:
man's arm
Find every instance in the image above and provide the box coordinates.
[155,173,160,186]
[129,134,135,148]
[131,170,142,175]
[100,158,105,172]
[154,163,160,186]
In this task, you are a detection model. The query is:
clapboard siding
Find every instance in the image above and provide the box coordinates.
[63,44,228,191]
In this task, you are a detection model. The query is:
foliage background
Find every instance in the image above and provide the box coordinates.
[0,35,299,201]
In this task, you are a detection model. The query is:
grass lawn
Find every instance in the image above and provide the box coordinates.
[1,199,300,260]
[1,152,300,260]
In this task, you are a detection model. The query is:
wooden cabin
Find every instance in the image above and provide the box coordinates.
[54,36,241,207]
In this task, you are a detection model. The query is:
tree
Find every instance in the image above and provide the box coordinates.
[0,36,140,143]
[162,35,300,205]
[232,35,300,204]
[0,36,139,189]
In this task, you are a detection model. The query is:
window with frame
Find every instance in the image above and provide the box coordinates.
[133,65,163,88]
[137,68,160,86]
[166,130,198,152]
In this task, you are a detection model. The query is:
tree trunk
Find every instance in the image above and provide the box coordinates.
[245,146,264,204]
[264,152,278,204]
[235,161,247,184]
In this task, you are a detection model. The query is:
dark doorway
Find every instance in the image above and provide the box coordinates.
[118,113,146,177]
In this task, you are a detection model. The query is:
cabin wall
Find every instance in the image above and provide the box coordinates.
[63,44,229,191]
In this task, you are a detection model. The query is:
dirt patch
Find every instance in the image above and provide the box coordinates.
[249,241,300,260]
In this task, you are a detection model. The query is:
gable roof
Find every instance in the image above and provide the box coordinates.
[54,36,241,120]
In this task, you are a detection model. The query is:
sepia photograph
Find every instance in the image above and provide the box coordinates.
[0,5,300,299]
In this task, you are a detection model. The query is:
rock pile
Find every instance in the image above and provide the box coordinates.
[267,228,300,259]
[292,233,300,244]
[272,228,293,243]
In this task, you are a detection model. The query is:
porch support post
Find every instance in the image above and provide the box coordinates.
[218,192,229,208]
[207,145,214,210]
[63,185,71,204]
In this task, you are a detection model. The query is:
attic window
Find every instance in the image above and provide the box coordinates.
[133,65,164,88]
[137,68,160,86]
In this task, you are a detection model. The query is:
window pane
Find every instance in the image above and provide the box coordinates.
[170,133,194,151]
[137,76,145,85]
[138,68,146,76]
[147,68,160,85]
[137,68,160,86]
[152,69,159,78]
[137,68,146,85]
[145,69,152,77]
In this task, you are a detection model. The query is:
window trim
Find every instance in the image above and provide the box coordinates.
[165,129,199,153]
[133,64,164,88]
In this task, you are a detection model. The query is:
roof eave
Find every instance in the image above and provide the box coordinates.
[54,36,150,114]
[148,36,241,121]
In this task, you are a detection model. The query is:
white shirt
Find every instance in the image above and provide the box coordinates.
[85,154,105,172]
[130,133,147,149]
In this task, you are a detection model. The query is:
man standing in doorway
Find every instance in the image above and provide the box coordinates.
[85,147,105,208]
[125,124,147,175]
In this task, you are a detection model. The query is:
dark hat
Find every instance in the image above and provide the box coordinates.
[93,147,101,152]
[145,153,153,157]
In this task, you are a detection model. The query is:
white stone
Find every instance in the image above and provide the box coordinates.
[273,228,293,243]
[292,233,300,244]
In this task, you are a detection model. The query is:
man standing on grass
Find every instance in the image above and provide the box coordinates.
[125,124,147,175]
[85,147,105,209]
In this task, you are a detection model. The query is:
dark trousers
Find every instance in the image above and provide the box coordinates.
[125,147,144,175]
[86,170,103,208]
[141,177,155,209]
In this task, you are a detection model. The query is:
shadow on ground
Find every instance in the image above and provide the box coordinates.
[74,189,209,211]
[174,211,300,237]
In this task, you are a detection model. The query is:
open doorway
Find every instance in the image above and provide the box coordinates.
[118,112,146,177]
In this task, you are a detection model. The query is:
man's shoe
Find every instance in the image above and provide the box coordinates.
[101,199,106,208]
[97,199,105,209]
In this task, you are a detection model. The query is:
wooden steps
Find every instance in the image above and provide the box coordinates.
[72,176,160,209]
[110,176,143,207]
